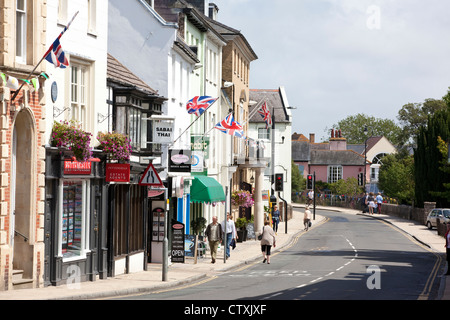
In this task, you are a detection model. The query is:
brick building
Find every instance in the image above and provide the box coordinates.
[0,0,47,290]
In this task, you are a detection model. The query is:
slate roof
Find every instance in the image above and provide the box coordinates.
[310,150,366,166]
[107,54,158,96]
[292,141,310,161]
[249,89,290,124]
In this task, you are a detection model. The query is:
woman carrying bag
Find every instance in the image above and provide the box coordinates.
[260,220,276,264]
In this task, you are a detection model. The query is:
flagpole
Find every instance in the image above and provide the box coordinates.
[11,11,79,102]
[171,98,218,146]
[191,112,232,146]
[240,99,265,128]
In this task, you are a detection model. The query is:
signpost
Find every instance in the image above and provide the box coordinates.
[139,163,163,186]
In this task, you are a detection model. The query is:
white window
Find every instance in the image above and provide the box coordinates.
[87,0,97,35]
[58,0,68,24]
[70,64,88,129]
[16,0,27,63]
[258,127,270,140]
[59,180,90,261]
[328,165,343,184]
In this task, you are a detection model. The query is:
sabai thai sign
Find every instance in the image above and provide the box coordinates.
[153,121,174,144]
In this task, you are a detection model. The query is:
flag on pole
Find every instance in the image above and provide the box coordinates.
[215,114,244,138]
[11,11,78,101]
[258,102,272,129]
[45,38,69,68]
[186,96,218,117]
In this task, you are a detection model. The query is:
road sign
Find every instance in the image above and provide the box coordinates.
[139,163,163,186]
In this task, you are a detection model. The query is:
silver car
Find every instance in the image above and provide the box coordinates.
[426,208,450,229]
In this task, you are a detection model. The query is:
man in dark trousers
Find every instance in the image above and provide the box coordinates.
[205,216,223,263]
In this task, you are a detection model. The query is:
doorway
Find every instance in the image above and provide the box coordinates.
[11,109,35,281]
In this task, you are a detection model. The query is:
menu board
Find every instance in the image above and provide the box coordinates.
[151,208,165,242]
[62,181,83,258]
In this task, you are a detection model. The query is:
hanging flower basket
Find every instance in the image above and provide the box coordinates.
[51,120,93,162]
[231,190,255,208]
[96,132,132,162]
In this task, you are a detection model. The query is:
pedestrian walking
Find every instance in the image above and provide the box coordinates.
[205,216,223,264]
[304,206,312,231]
[260,220,276,264]
[445,224,450,275]
[376,193,383,214]
[272,205,280,234]
[368,192,376,215]
[221,213,237,259]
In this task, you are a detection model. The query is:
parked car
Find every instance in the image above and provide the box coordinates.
[426,208,450,229]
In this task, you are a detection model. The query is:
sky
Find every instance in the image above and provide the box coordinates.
[211,0,450,142]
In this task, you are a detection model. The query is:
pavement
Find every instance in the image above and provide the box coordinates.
[0,204,448,300]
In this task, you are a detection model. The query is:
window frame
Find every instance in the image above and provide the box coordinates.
[15,0,27,64]
[328,165,343,184]
[58,179,90,262]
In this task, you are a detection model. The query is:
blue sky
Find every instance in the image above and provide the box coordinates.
[212,0,450,141]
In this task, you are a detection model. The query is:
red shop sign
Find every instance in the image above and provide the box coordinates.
[64,160,92,175]
[106,163,130,182]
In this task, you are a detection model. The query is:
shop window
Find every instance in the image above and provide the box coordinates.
[61,180,89,260]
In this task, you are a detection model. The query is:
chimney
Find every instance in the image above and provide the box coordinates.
[209,3,219,20]
[309,133,315,144]
[329,129,347,150]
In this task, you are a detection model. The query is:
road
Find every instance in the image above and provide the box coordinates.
[115,209,443,300]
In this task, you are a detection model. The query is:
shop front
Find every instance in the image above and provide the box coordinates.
[44,149,108,286]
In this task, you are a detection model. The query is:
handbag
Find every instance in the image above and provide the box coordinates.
[308,221,312,227]
[258,226,264,240]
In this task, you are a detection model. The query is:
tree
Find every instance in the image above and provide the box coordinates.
[414,98,450,207]
[378,153,415,205]
[329,177,363,197]
[397,98,447,146]
[330,113,402,145]
[291,160,304,192]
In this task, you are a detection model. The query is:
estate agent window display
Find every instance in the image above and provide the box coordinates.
[59,179,90,261]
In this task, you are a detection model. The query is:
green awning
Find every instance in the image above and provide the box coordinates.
[190,176,226,203]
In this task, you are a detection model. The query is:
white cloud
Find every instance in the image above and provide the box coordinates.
[213,0,450,141]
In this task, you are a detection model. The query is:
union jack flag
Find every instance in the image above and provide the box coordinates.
[215,114,244,138]
[186,96,218,117]
[258,102,272,129]
[45,38,69,69]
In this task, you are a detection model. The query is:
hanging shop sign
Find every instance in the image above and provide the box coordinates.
[106,163,130,182]
[64,160,92,175]
[153,121,174,144]
[169,149,191,173]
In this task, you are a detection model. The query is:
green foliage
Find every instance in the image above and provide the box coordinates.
[330,113,402,145]
[291,160,305,192]
[397,98,447,146]
[378,153,415,205]
[329,177,363,197]
[191,217,207,235]
[414,100,450,207]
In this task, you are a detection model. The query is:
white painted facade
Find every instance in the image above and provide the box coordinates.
[44,0,109,143]
[248,87,293,204]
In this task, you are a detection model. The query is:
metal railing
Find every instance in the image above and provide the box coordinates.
[14,230,29,242]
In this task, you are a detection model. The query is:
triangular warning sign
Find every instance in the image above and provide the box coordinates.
[139,163,163,186]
